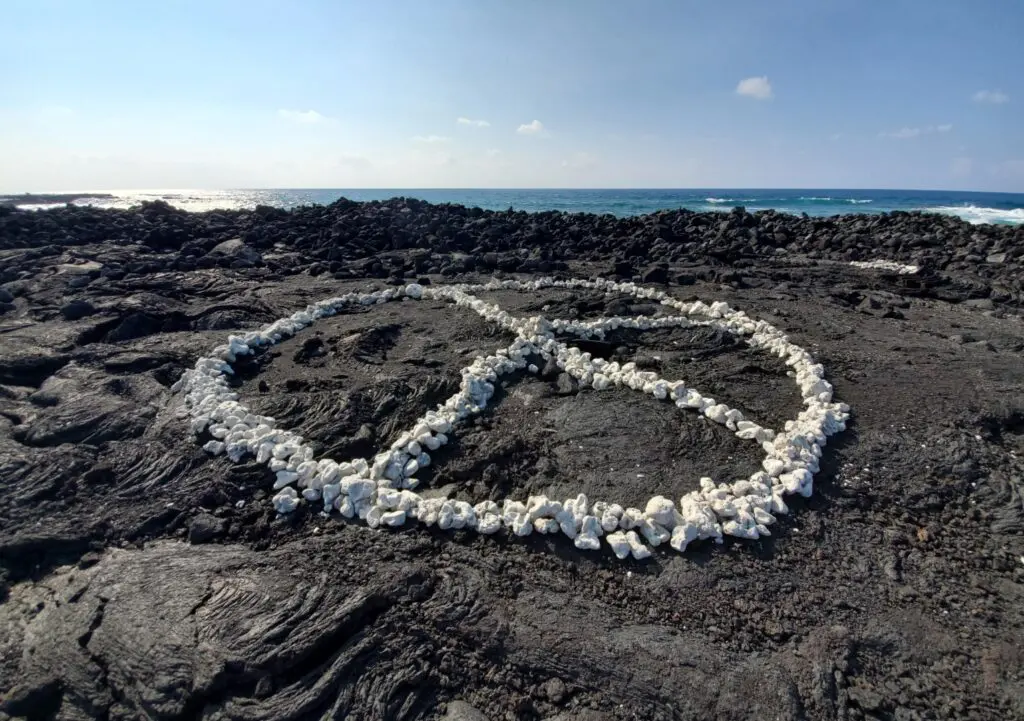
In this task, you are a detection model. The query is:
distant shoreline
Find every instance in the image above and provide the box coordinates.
[2,188,1021,225]
[0,192,114,207]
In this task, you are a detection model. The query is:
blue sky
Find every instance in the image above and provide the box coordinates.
[1,0,1021,192]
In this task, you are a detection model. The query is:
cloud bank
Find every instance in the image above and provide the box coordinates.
[278,109,331,124]
[736,76,773,100]
[973,90,1009,105]
[516,119,546,135]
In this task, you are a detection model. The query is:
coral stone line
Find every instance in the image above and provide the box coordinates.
[848,259,920,275]
[173,277,850,560]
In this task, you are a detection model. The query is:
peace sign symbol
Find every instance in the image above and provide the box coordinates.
[175,277,850,560]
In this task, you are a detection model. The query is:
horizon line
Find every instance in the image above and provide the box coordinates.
[5,186,1023,196]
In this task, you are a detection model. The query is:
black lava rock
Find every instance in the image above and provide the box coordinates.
[207,238,262,267]
[187,514,226,544]
[642,264,669,284]
[60,299,97,320]
[0,196,1019,305]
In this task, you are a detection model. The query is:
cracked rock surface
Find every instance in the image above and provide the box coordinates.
[1,200,1023,721]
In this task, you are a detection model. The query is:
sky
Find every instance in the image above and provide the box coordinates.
[1,0,1022,192]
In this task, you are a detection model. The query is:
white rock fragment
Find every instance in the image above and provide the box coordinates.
[644,496,679,528]
[381,510,406,527]
[639,518,670,547]
[344,478,376,502]
[203,440,225,455]
[574,515,603,550]
[272,487,300,514]
[605,531,631,559]
[534,517,560,534]
[670,522,699,553]
[624,530,652,560]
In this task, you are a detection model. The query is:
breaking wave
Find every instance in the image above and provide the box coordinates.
[798,196,872,204]
[931,205,1024,225]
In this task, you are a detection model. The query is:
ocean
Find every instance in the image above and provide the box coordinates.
[9,188,1024,225]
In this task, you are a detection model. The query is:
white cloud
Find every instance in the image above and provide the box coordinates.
[277,109,330,124]
[881,124,953,139]
[736,76,773,100]
[973,90,1009,105]
[485,148,502,157]
[516,119,546,135]
[457,117,490,127]
[411,135,452,144]
[882,127,923,139]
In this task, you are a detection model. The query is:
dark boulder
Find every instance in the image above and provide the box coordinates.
[207,238,262,266]
[642,264,669,284]
[187,514,226,544]
[60,299,97,320]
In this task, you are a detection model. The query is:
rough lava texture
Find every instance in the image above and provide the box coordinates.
[0,198,1023,721]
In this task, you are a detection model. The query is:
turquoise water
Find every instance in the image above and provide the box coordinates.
[15,188,1024,225]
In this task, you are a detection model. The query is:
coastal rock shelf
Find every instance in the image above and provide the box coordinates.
[176,277,849,559]
[2,198,1021,311]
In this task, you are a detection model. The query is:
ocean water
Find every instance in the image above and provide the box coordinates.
[9,188,1024,225]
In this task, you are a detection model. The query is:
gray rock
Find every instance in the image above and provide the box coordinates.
[556,372,579,395]
[443,700,490,721]
[963,298,994,310]
[542,677,568,704]
[857,296,893,317]
[540,356,560,380]
[986,252,1007,264]
[208,238,262,266]
[187,514,225,544]
[0,287,15,303]
[848,686,884,711]
[0,676,62,718]
[964,340,995,352]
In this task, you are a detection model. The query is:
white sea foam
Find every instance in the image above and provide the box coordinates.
[930,205,1024,225]
[798,197,871,204]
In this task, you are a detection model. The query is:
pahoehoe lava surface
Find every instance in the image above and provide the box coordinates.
[1,198,1023,721]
